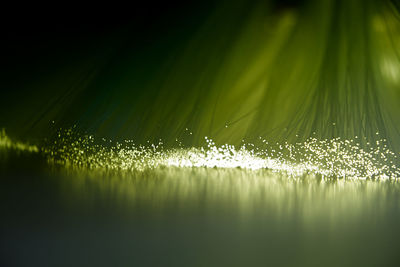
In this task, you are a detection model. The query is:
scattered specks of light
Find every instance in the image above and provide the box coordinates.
[39,129,400,180]
[1,128,398,180]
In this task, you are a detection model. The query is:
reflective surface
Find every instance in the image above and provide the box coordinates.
[2,0,400,265]
[1,132,400,266]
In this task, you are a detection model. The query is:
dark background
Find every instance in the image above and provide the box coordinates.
[0,0,305,142]
[0,0,218,141]
[2,1,400,267]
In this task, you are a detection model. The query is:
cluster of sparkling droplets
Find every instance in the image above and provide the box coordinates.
[44,129,400,180]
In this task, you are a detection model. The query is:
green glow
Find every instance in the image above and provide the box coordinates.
[0,129,38,153]
[4,0,400,153]
[3,1,400,265]
[4,128,398,223]
[1,128,397,180]
[58,166,400,222]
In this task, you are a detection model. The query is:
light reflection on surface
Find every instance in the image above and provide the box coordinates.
[57,166,400,225]
[44,129,400,180]
[2,128,400,266]
[1,127,400,223]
